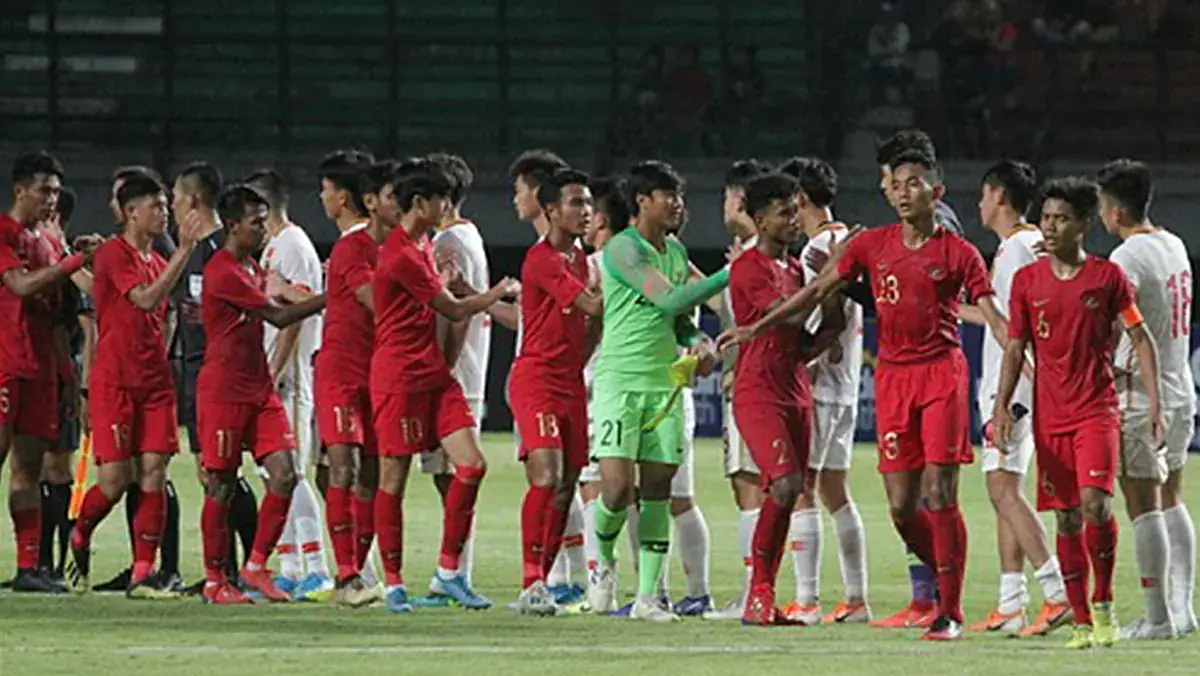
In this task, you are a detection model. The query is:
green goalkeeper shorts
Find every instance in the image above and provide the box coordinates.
[590,388,684,466]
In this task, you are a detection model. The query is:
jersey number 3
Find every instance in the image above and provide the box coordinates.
[1166,271,1192,339]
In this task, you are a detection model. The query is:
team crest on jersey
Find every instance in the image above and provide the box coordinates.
[1083,293,1100,309]
[927,266,946,281]
[876,262,889,272]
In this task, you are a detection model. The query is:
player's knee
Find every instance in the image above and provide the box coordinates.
[205,473,236,502]
[1056,508,1083,535]
[818,476,849,513]
[456,461,487,485]
[602,483,635,510]
[328,462,354,488]
[1081,491,1112,524]
[770,473,805,507]
[670,497,694,516]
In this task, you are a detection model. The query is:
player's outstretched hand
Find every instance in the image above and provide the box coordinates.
[266,270,289,301]
[825,225,864,269]
[690,338,718,376]
[989,406,1014,451]
[725,236,746,266]
[716,326,753,353]
[491,277,521,302]
[178,209,207,248]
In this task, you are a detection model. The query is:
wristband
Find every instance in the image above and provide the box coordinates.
[60,253,86,275]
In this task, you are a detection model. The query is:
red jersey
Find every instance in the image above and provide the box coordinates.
[1009,255,1138,434]
[731,248,812,406]
[198,249,273,403]
[91,237,172,389]
[317,227,379,387]
[0,213,58,378]
[512,239,589,381]
[837,224,992,365]
[370,226,450,393]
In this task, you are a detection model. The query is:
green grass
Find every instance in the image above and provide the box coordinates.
[2,435,1199,675]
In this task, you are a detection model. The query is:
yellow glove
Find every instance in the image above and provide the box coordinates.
[643,356,699,432]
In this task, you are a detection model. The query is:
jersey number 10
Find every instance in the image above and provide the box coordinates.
[1166,271,1193,339]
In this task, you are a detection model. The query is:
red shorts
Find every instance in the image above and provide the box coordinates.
[372,380,475,457]
[735,399,812,487]
[197,392,295,472]
[875,350,973,473]
[0,373,58,441]
[510,376,588,470]
[316,379,376,455]
[1035,420,1120,512]
[91,382,179,464]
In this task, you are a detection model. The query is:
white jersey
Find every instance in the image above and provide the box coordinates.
[978,227,1041,420]
[1112,229,1196,413]
[261,223,323,402]
[802,226,864,406]
[434,220,492,401]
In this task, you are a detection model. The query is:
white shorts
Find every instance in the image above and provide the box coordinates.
[980,411,1035,475]
[723,400,759,477]
[809,401,856,472]
[1120,405,1195,482]
[669,392,696,499]
[421,398,486,475]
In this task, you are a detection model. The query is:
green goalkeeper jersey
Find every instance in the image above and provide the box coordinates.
[594,228,729,391]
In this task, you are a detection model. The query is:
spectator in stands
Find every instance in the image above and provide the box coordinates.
[983,0,1020,110]
[664,45,713,154]
[867,2,913,103]
[721,46,766,152]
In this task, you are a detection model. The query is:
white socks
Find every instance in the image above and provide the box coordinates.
[998,572,1029,615]
[1164,504,1197,621]
[582,497,599,571]
[277,518,303,580]
[738,509,759,599]
[292,478,329,577]
[565,492,588,584]
[1034,556,1067,604]
[831,502,867,602]
[1133,510,1171,625]
[673,506,711,598]
[790,508,822,604]
[458,514,476,585]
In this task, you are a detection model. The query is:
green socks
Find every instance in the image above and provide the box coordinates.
[594,499,628,566]
[637,499,670,600]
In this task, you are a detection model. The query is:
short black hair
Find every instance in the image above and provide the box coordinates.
[112,164,162,185]
[216,184,269,226]
[592,175,632,234]
[743,173,800,218]
[889,149,941,184]
[508,149,569,187]
[724,159,770,189]
[627,160,684,216]
[537,168,591,210]
[1041,177,1100,223]
[359,160,399,196]
[176,162,223,209]
[319,149,375,215]
[243,168,289,212]
[784,157,838,208]
[876,129,937,167]
[1096,158,1153,223]
[395,162,455,212]
[12,151,64,185]
[981,160,1038,217]
[426,152,474,206]
[57,186,77,223]
[117,174,167,210]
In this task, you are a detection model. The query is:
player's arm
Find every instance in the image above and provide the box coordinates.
[0,243,89,298]
[974,295,1010,347]
[803,243,873,309]
[957,303,985,325]
[255,295,326,328]
[430,283,514,321]
[604,235,728,315]
[70,268,94,296]
[799,297,847,362]
[991,273,1032,449]
[675,314,718,375]
[486,302,519,331]
[688,261,724,314]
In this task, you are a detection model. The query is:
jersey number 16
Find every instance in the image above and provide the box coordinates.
[1166,271,1192,339]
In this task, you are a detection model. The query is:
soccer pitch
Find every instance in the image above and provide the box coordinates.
[2,435,1199,676]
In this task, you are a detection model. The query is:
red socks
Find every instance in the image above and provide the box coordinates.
[71,486,118,550]
[131,489,165,583]
[439,465,485,571]
[892,507,937,572]
[1057,531,1092,625]
[1085,517,1118,604]
[326,486,356,581]
[929,504,967,623]
[248,490,292,568]
[353,492,375,571]
[540,502,569,581]
[11,504,41,570]
[374,489,404,587]
[750,495,791,587]
[521,485,553,588]
[201,496,231,584]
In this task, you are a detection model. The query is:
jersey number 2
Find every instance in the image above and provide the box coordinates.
[1166,271,1192,338]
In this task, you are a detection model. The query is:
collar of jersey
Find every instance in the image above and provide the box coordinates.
[342,221,369,238]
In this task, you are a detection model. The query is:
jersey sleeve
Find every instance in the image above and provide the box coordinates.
[208,262,271,312]
[0,225,23,276]
[800,232,831,284]
[530,249,586,310]
[958,241,994,302]
[834,232,869,283]
[1112,265,1143,328]
[1109,245,1141,290]
[338,239,375,293]
[1008,270,1031,340]
[394,244,444,305]
[602,233,729,315]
